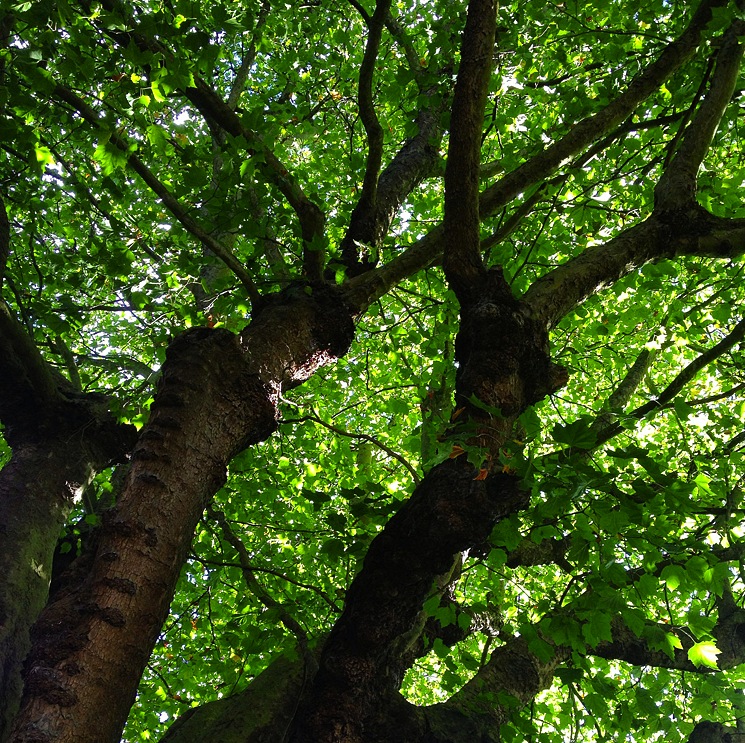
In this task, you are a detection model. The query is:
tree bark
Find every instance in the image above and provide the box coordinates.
[8,288,355,743]
[0,301,136,741]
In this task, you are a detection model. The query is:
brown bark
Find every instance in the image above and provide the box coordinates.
[523,209,745,331]
[292,460,528,742]
[343,0,731,314]
[0,449,98,742]
[8,288,355,743]
[6,2,745,741]
[441,0,495,302]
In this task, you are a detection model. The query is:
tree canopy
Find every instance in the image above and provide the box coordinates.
[2,0,745,741]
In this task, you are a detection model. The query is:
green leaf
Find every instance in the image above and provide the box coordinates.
[551,418,597,449]
[660,564,686,591]
[688,641,720,669]
[581,612,613,647]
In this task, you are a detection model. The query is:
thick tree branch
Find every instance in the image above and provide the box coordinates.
[442,0,495,303]
[0,301,66,431]
[339,92,445,278]
[344,0,730,314]
[444,633,568,738]
[522,212,745,330]
[295,459,529,742]
[0,232,136,740]
[0,194,8,290]
[437,595,745,741]
[357,0,390,217]
[688,721,745,742]
[655,18,745,211]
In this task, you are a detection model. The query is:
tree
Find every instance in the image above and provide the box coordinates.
[2,0,745,740]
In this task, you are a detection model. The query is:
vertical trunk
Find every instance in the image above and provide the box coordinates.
[0,448,80,742]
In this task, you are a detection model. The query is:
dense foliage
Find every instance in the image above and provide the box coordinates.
[2,1,745,742]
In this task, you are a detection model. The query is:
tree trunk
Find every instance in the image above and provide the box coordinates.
[8,288,355,743]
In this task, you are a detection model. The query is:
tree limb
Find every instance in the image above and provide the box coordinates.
[209,506,309,647]
[479,0,729,220]
[0,194,8,290]
[83,0,327,281]
[357,0,390,216]
[522,212,745,330]
[442,0,495,303]
[51,84,263,307]
[688,721,745,742]
[588,314,745,450]
[339,89,445,278]
[655,18,745,211]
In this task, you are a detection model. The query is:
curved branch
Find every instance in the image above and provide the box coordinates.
[85,0,326,280]
[444,632,568,734]
[523,211,745,330]
[209,507,308,646]
[439,599,745,738]
[0,194,8,290]
[588,315,745,450]
[357,0,391,214]
[339,90,445,278]
[281,414,420,483]
[185,80,327,280]
[655,18,745,211]
[51,85,263,306]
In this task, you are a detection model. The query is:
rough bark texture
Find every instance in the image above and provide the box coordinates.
[160,649,319,743]
[688,721,745,743]
[0,450,90,742]
[6,2,745,741]
[0,299,136,741]
[292,460,527,742]
[8,288,355,743]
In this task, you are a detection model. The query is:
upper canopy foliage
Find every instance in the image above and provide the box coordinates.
[3,0,745,741]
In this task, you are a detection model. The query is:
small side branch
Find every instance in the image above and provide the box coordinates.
[210,506,309,648]
[282,414,420,483]
[590,315,745,450]
[479,0,729,219]
[590,348,655,434]
[85,0,326,281]
[52,85,262,306]
[0,194,8,289]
